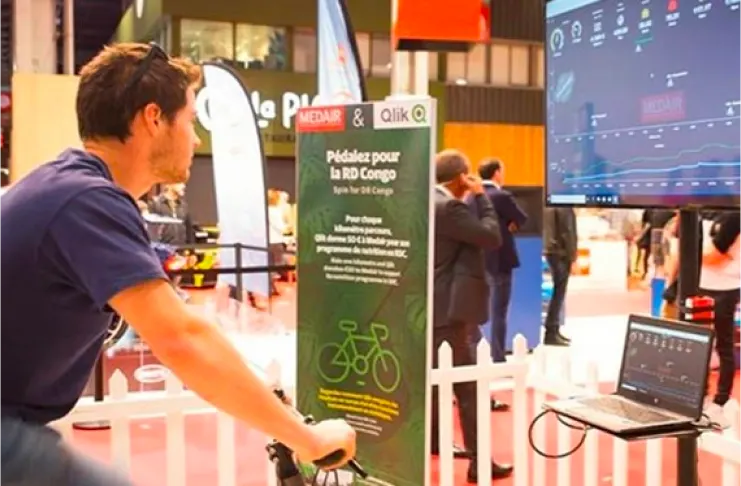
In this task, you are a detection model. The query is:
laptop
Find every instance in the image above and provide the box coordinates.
[544,314,714,434]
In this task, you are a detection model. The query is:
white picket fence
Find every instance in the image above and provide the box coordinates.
[527,346,741,486]
[431,334,530,486]
[53,335,740,486]
[53,369,259,486]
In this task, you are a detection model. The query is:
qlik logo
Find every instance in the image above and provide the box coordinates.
[411,104,427,123]
[373,101,431,129]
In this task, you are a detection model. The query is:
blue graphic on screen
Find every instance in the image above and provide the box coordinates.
[317,0,366,105]
[545,0,740,208]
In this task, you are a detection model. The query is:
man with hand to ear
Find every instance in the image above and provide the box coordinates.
[431,150,512,482]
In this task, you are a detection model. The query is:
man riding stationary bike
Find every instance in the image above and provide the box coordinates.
[1,42,356,485]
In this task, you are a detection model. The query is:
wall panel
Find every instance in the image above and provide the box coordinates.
[489,0,544,43]
[161,0,390,32]
[10,73,81,183]
[443,122,544,186]
[446,85,544,125]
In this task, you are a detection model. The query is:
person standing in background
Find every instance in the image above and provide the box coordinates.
[542,206,577,346]
[148,183,192,245]
[699,211,740,428]
[267,189,287,296]
[136,198,149,215]
[659,212,681,318]
[276,190,295,282]
[431,149,512,481]
[476,159,528,368]
[635,209,675,279]
[278,190,294,235]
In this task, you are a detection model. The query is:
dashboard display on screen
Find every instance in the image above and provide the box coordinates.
[545,0,740,208]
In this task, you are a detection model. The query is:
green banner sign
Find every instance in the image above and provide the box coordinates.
[296,99,436,485]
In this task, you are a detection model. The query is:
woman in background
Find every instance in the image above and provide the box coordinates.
[267,189,287,296]
[636,209,675,279]
[699,211,740,427]
[660,212,680,318]
[278,191,294,235]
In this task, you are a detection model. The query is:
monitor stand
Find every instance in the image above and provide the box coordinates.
[676,435,700,486]
[548,412,702,486]
[675,207,703,486]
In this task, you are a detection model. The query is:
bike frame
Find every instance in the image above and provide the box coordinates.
[267,389,367,485]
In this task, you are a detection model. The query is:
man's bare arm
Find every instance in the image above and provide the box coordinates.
[109,279,351,464]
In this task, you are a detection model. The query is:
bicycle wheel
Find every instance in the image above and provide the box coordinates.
[105,314,129,349]
[317,343,352,384]
[372,349,401,393]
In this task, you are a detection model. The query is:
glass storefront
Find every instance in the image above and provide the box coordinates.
[180,19,288,70]
[180,19,235,62]
[235,24,287,70]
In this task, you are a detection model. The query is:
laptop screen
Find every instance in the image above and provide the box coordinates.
[617,315,714,418]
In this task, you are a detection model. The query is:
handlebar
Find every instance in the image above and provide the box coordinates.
[271,388,368,480]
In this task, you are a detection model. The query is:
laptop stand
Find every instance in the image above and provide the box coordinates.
[548,411,702,486]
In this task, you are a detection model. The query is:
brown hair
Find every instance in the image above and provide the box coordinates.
[435,149,469,184]
[76,43,202,143]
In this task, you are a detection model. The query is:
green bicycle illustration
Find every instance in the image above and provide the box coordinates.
[317,321,402,394]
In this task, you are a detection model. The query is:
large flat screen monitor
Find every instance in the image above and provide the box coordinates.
[545,0,740,209]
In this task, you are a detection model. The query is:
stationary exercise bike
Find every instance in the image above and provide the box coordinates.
[267,388,368,486]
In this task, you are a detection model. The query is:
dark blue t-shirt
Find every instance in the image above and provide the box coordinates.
[1,149,167,424]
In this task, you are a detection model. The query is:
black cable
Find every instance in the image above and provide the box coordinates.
[527,409,591,459]
[555,413,589,431]
[693,412,723,433]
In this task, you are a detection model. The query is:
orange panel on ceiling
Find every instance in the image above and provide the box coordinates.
[443,123,545,186]
[394,0,488,47]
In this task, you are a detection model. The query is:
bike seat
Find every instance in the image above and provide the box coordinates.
[338,320,358,332]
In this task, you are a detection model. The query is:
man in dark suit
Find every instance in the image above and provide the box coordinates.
[477,159,528,368]
[431,149,513,482]
[148,183,193,245]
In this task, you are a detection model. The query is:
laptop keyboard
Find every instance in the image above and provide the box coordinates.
[579,397,675,424]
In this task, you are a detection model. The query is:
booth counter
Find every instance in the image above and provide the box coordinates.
[569,237,629,292]
[569,213,629,292]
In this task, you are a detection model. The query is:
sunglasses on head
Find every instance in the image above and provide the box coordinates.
[122,42,169,95]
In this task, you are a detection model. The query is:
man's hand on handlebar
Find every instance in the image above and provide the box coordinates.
[295,419,357,470]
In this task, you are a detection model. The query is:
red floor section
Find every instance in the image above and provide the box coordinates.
[68,377,741,486]
[70,375,738,486]
[76,283,736,485]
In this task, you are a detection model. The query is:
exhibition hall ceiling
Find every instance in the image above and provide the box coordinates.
[73,0,130,70]
[1,0,11,79]
[1,0,129,81]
